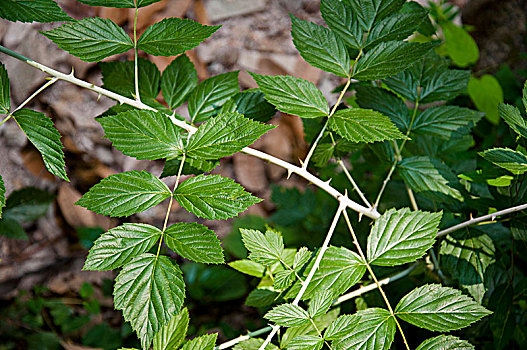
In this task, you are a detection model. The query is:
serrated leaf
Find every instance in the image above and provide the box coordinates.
[274,269,296,290]
[76,171,171,217]
[174,175,260,220]
[333,308,395,350]
[288,335,323,350]
[0,0,72,23]
[114,253,185,349]
[293,247,311,271]
[355,85,409,131]
[251,73,329,118]
[364,9,426,49]
[228,259,265,277]
[265,303,310,327]
[161,54,197,110]
[320,0,363,49]
[1,187,54,222]
[479,148,527,175]
[137,17,220,57]
[416,335,474,350]
[0,176,5,219]
[76,0,162,8]
[100,58,161,100]
[0,216,27,239]
[187,111,274,160]
[165,222,224,264]
[499,103,527,138]
[188,71,239,123]
[442,22,479,67]
[13,109,68,181]
[153,308,189,350]
[468,75,503,124]
[412,106,483,139]
[231,90,277,122]
[234,339,278,350]
[99,110,184,161]
[367,208,441,266]
[308,290,334,318]
[241,228,284,266]
[41,17,133,62]
[398,156,463,201]
[440,230,496,303]
[347,0,406,31]
[83,223,161,271]
[180,333,217,350]
[0,63,10,114]
[245,288,279,307]
[395,284,491,331]
[329,108,408,143]
[282,309,339,347]
[352,41,437,81]
[291,15,350,77]
[324,314,361,341]
[161,157,219,178]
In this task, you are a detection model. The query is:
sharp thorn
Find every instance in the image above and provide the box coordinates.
[287,169,293,179]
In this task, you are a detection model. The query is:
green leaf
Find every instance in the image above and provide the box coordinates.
[347,0,406,31]
[479,148,527,175]
[187,111,274,160]
[499,103,527,139]
[320,0,362,49]
[468,75,503,124]
[324,314,361,341]
[181,334,217,350]
[412,106,483,139]
[308,290,334,318]
[282,309,339,347]
[241,228,284,266]
[226,90,277,123]
[1,187,54,222]
[332,308,395,350]
[76,170,171,217]
[355,86,409,131]
[114,253,185,349]
[265,303,310,327]
[364,9,427,49]
[153,308,189,350]
[288,335,323,350]
[416,335,474,350]
[442,22,479,67]
[188,71,239,123]
[293,247,311,271]
[0,0,72,23]
[76,0,163,8]
[290,15,350,77]
[351,41,437,81]
[0,217,27,240]
[274,270,296,290]
[138,18,220,57]
[0,63,10,114]
[488,283,515,350]
[174,174,261,220]
[100,58,161,100]
[250,73,329,118]
[398,156,463,201]
[234,339,278,350]
[83,224,161,271]
[367,208,441,266]
[41,17,133,62]
[395,284,491,331]
[165,222,224,264]
[440,230,495,303]
[13,109,68,181]
[228,259,265,277]
[161,157,219,178]
[0,176,5,219]
[245,288,280,308]
[161,54,197,110]
[329,108,408,143]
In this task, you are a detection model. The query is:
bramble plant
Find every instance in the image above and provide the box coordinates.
[1,0,527,349]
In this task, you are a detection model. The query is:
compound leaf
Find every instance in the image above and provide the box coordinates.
[187,111,274,160]
[479,148,527,175]
[0,63,10,114]
[251,73,329,118]
[329,108,407,143]
[0,0,72,23]
[161,157,219,178]
[165,222,224,264]
[138,17,220,57]
[412,106,483,139]
[264,303,310,327]
[288,335,323,350]
[416,335,474,350]
[367,208,442,266]
[281,309,339,347]
[161,54,197,110]
[308,290,334,318]
[153,308,189,350]
[499,103,527,139]
[76,0,162,8]
[352,41,437,81]
[395,284,491,331]
[13,109,68,181]
[347,0,406,31]
[180,333,217,350]
[241,228,284,266]
[83,223,161,271]
[320,0,362,49]
[114,253,185,350]
[76,170,171,217]
[364,9,426,49]
[355,85,409,131]
[41,17,133,62]
[188,71,239,123]
[99,110,184,161]
[291,15,350,77]
[174,174,260,220]
[324,314,361,341]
